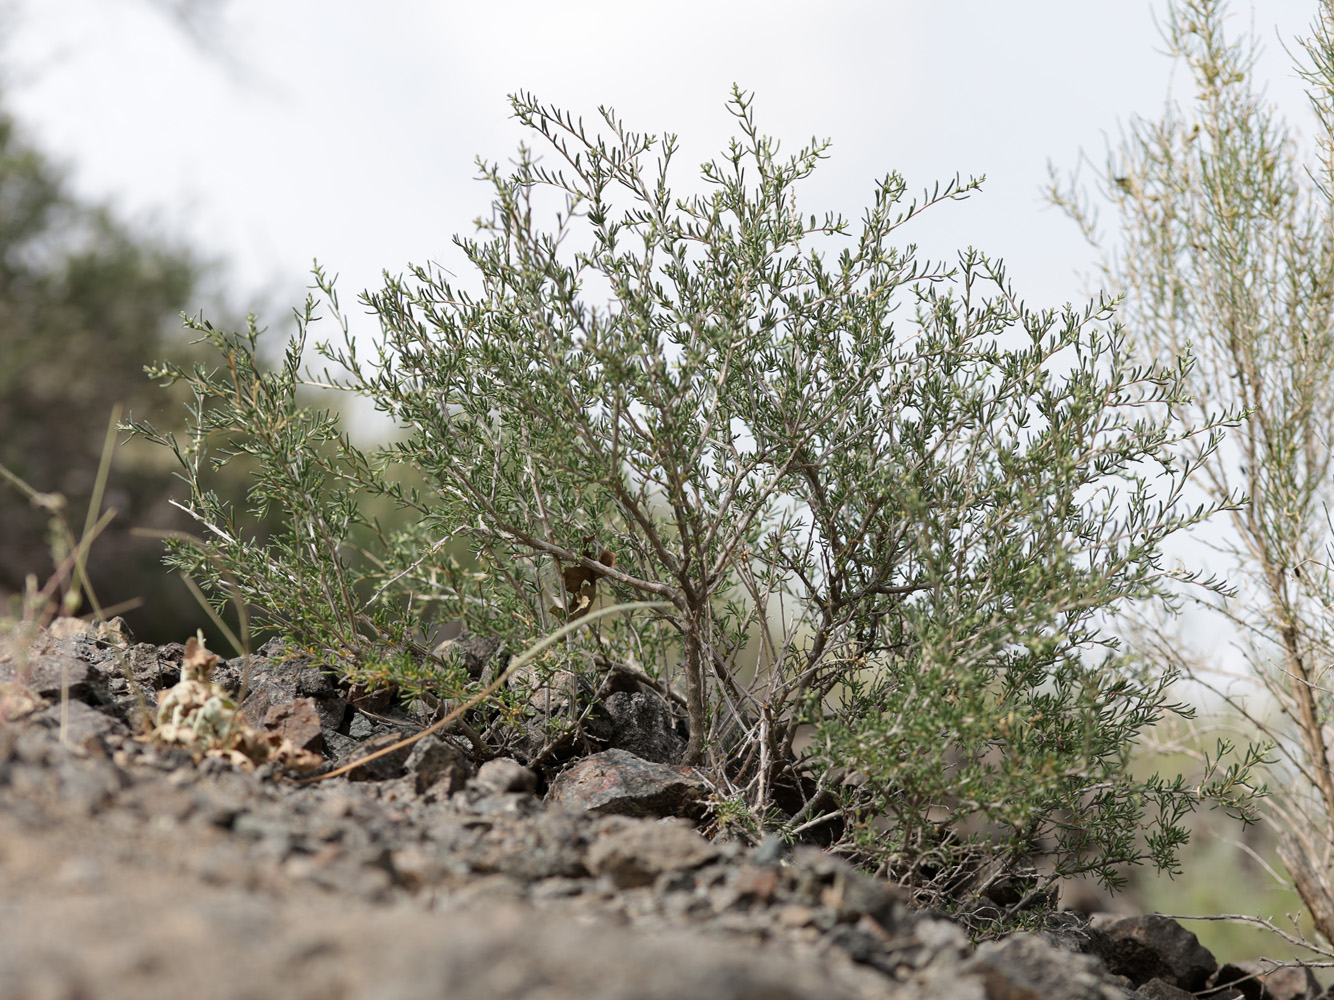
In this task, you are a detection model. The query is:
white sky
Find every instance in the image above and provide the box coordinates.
[3,0,1321,329]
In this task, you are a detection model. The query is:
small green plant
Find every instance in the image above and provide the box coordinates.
[132,87,1264,927]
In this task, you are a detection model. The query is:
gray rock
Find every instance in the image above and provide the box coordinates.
[463,811,588,881]
[601,689,685,764]
[238,654,348,738]
[0,620,1290,1000]
[1136,979,1197,999]
[586,818,719,888]
[0,645,90,701]
[1227,960,1323,1000]
[957,932,1133,1000]
[546,748,708,818]
[1096,915,1218,991]
[347,712,379,740]
[910,916,973,966]
[1040,909,1110,956]
[434,632,507,681]
[111,642,182,691]
[405,736,472,795]
[399,903,874,1000]
[30,699,128,750]
[471,757,537,795]
[786,846,907,930]
[1210,961,1265,1000]
[341,731,414,781]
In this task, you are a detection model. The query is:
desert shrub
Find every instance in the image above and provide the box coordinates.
[1049,0,1334,950]
[130,88,1264,927]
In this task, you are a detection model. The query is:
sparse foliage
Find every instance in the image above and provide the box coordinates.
[1049,0,1334,950]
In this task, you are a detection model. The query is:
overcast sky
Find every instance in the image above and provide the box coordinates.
[2,1,1322,330]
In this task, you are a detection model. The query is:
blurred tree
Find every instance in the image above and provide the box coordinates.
[0,104,218,643]
[0,0,276,650]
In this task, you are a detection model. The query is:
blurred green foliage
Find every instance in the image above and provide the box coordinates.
[0,102,227,643]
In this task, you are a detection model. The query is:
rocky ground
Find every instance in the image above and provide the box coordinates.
[0,618,1328,1000]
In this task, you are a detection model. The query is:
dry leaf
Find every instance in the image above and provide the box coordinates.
[182,632,218,683]
[558,539,616,620]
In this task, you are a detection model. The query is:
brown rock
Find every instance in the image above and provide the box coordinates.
[262,697,323,754]
[777,904,816,928]
[0,683,44,722]
[46,616,94,640]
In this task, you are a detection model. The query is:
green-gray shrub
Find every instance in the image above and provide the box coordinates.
[130,87,1265,928]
